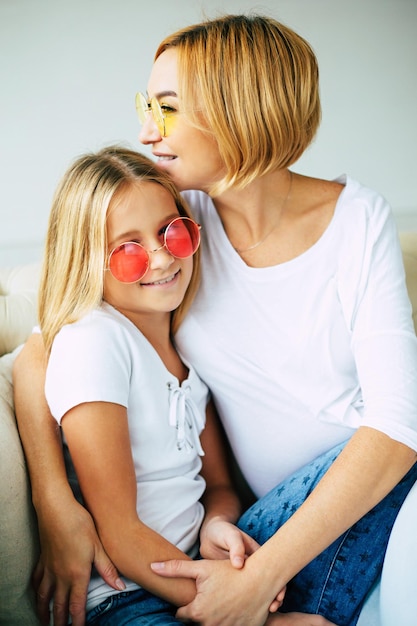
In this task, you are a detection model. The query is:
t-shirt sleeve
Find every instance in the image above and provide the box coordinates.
[339,193,417,449]
[45,314,132,423]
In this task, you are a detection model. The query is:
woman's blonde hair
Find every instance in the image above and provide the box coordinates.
[39,145,200,354]
[155,14,321,196]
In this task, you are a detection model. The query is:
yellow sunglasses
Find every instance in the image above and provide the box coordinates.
[135,92,178,137]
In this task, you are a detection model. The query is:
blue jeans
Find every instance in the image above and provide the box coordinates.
[86,588,181,625]
[238,440,417,626]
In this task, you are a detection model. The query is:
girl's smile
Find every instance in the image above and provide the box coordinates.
[140,268,181,287]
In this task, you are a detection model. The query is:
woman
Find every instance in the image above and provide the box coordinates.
[14,14,417,626]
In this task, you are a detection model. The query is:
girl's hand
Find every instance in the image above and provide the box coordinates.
[199,518,286,612]
[200,517,260,567]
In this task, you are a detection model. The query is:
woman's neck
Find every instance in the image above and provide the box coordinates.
[212,168,292,252]
[209,170,344,268]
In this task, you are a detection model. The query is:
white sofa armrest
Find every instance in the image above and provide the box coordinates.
[0,263,41,356]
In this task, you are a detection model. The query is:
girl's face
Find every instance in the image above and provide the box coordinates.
[103,181,193,329]
[139,48,225,193]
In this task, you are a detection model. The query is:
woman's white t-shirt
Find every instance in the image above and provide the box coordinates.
[177,176,417,498]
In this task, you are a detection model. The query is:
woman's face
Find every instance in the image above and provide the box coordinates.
[139,48,225,193]
[103,181,194,328]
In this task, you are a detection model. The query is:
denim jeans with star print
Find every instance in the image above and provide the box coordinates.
[86,588,181,625]
[237,440,417,626]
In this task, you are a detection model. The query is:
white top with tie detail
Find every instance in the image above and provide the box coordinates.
[45,301,208,611]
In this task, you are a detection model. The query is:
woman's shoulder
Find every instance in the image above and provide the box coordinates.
[300,173,394,232]
[333,175,396,240]
[292,174,344,233]
[296,173,388,211]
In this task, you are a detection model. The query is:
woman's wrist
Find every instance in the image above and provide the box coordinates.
[31,475,77,514]
[244,541,288,601]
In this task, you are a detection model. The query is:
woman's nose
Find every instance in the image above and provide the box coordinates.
[138,114,162,145]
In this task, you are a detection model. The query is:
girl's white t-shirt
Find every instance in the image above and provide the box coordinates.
[45,302,208,611]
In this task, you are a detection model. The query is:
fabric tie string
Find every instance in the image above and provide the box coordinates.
[168,383,205,455]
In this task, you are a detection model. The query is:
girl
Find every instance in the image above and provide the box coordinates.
[36,145,259,625]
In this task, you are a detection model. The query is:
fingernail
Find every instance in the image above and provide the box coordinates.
[150,562,164,571]
[116,577,126,590]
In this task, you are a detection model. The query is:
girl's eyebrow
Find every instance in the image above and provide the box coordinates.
[109,213,180,248]
[109,230,141,246]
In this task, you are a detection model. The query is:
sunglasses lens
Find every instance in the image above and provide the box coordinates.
[136,93,178,137]
[165,218,200,258]
[163,116,177,136]
[135,93,149,125]
[150,99,166,136]
[109,242,149,283]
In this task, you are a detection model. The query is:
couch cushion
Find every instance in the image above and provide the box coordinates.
[0,263,41,357]
[0,349,40,625]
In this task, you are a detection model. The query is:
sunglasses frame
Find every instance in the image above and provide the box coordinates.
[135,92,177,137]
[106,216,201,284]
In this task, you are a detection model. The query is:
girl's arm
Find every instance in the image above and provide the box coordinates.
[199,400,261,566]
[61,399,197,606]
[199,401,286,614]
[200,400,242,524]
[13,334,121,626]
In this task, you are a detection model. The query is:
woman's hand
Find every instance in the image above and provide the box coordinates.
[33,498,123,626]
[151,557,281,626]
[13,336,123,626]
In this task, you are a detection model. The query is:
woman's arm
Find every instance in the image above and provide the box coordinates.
[13,334,121,626]
[152,427,416,626]
[61,399,197,606]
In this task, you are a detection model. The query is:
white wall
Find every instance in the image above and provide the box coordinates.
[1,0,416,266]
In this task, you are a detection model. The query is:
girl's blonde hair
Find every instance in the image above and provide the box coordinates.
[155,14,321,196]
[39,146,200,354]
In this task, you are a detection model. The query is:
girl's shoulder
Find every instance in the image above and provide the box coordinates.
[51,303,150,368]
[54,304,123,344]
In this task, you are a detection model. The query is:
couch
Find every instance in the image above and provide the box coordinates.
[1,236,417,626]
